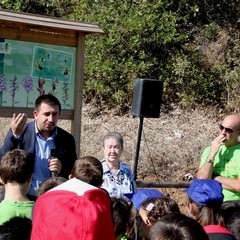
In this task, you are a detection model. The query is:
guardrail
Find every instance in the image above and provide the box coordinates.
[136,181,190,188]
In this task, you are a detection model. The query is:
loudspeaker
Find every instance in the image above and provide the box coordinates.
[131,78,163,118]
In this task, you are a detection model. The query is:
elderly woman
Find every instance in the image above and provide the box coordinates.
[101,132,136,198]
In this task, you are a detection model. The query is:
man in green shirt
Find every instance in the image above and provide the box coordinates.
[196,114,240,201]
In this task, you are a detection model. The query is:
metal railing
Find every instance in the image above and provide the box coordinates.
[136,181,190,189]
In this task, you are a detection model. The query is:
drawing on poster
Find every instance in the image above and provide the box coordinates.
[0,39,76,109]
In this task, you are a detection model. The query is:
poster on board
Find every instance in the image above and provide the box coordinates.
[0,38,76,110]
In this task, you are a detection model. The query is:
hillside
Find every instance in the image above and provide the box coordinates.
[0,104,222,211]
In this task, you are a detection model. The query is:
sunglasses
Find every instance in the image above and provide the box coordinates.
[219,124,233,134]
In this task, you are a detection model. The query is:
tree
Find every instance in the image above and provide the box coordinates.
[2,0,240,112]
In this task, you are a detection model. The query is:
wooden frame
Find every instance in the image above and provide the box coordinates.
[0,9,104,156]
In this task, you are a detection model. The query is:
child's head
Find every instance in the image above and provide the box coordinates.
[183,179,224,226]
[0,149,34,184]
[69,156,103,187]
[220,200,240,229]
[149,213,209,240]
[131,189,165,239]
[140,196,181,227]
[36,177,67,197]
[111,197,133,240]
[31,178,116,240]
[0,217,32,240]
[134,196,180,239]
[131,189,164,212]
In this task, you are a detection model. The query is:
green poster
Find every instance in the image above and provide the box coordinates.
[0,39,76,109]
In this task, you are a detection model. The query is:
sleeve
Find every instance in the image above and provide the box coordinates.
[125,164,137,193]
[55,130,77,179]
[0,129,22,159]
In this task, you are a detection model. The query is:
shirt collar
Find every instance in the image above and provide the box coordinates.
[101,159,123,173]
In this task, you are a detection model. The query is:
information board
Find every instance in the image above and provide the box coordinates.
[0,38,76,109]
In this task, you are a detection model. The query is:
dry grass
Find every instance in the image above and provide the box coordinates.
[0,104,220,182]
[0,104,221,211]
[79,104,219,181]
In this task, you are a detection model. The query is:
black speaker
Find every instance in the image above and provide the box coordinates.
[131,78,163,118]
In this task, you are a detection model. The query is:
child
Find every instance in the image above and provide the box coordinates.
[150,212,209,240]
[31,178,115,239]
[131,189,168,238]
[36,176,67,197]
[69,156,103,187]
[0,217,32,240]
[0,149,34,224]
[111,197,133,240]
[140,196,181,227]
[183,179,236,240]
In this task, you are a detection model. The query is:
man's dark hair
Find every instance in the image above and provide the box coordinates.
[0,149,34,184]
[34,94,61,112]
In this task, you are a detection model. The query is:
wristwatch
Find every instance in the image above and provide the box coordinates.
[206,158,213,164]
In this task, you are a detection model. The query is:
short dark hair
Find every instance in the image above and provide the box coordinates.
[103,132,124,149]
[220,200,240,239]
[224,211,240,240]
[111,197,133,239]
[0,217,32,240]
[220,200,240,224]
[71,156,103,187]
[36,177,67,197]
[34,94,61,112]
[150,213,209,240]
[0,149,34,184]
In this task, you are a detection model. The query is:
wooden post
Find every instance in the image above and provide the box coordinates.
[71,32,85,157]
[0,9,104,156]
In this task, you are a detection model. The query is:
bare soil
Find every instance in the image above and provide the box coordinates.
[78,104,220,213]
[0,104,222,213]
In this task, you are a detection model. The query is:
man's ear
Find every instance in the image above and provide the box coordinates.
[68,174,73,179]
[33,110,38,119]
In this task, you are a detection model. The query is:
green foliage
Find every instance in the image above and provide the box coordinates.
[0,0,73,17]
[1,0,240,112]
[70,0,240,112]
[70,0,192,111]
[214,33,240,112]
[201,23,221,41]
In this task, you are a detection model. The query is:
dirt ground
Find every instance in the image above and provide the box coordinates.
[0,103,222,213]
[79,104,222,212]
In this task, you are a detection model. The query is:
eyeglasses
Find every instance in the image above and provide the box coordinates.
[219,124,233,134]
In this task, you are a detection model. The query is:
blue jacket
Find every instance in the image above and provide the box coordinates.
[0,121,77,179]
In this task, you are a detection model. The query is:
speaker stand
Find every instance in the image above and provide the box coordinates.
[133,116,144,180]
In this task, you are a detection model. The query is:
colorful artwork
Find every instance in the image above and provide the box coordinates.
[0,38,76,109]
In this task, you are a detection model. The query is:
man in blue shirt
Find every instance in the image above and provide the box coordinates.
[0,94,77,199]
